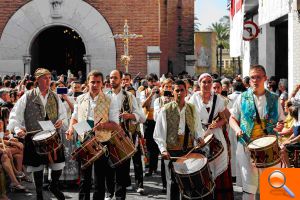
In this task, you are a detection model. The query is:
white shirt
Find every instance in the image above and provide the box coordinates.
[153,96,173,121]
[71,93,99,121]
[8,87,67,134]
[153,103,204,153]
[140,89,158,109]
[231,92,285,122]
[107,90,146,124]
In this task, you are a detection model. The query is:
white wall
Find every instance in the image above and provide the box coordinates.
[288,1,300,93]
[258,23,276,77]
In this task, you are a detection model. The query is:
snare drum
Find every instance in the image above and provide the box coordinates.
[32,130,62,155]
[107,129,136,168]
[202,134,224,162]
[71,135,105,170]
[173,153,215,199]
[247,135,281,168]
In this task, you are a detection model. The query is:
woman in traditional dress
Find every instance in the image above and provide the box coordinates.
[189,73,234,200]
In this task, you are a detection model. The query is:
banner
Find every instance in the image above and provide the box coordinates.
[230,0,244,57]
[258,0,290,25]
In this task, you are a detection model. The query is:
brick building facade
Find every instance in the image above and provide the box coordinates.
[0,0,194,77]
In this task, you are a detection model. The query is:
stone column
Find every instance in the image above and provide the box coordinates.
[22,55,31,75]
[147,46,161,75]
[83,54,91,76]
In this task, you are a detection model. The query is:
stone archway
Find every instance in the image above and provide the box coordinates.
[0,0,116,76]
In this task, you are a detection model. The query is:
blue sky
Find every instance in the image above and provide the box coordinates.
[195,0,229,31]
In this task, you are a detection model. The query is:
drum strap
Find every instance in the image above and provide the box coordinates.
[183,124,190,152]
[208,94,217,124]
[252,95,267,134]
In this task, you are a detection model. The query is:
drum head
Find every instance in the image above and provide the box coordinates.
[33,130,55,141]
[248,136,277,149]
[204,134,213,144]
[174,153,207,175]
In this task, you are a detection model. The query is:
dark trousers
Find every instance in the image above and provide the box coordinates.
[79,155,115,200]
[144,120,159,172]
[33,169,63,200]
[132,135,144,188]
[115,159,131,200]
[161,158,167,188]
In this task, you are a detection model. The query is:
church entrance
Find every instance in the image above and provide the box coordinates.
[30,26,86,77]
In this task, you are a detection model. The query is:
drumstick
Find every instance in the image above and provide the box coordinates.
[26,130,42,135]
[170,156,188,160]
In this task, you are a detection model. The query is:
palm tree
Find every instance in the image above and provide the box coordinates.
[194,16,201,32]
[207,16,230,76]
[207,21,229,49]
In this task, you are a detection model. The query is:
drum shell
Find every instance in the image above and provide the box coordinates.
[248,135,281,168]
[32,130,62,155]
[201,134,224,162]
[24,131,65,166]
[71,136,105,170]
[173,153,215,199]
[108,130,136,168]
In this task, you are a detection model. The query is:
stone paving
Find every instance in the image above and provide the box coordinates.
[7,160,243,200]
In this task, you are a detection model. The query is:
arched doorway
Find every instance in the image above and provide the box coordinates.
[30,26,86,76]
[0,0,116,77]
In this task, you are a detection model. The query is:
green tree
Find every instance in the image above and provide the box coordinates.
[194,16,201,32]
[207,19,229,49]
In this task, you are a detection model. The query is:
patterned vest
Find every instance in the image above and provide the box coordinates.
[24,89,58,132]
[165,101,195,149]
[77,93,111,142]
[239,89,279,145]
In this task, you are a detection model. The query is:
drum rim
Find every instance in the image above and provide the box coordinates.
[203,134,214,145]
[247,135,278,151]
[36,143,63,155]
[181,181,216,199]
[33,130,56,141]
[208,145,224,162]
[174,153,208,174]
[254,157,281,168]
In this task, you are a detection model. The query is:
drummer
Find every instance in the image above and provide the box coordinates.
[66,70,116,200]
[106,70,145,199]
[229,64,285,200]
[189,73,234,200]
[153,80,204,200]
[8,68,67,200]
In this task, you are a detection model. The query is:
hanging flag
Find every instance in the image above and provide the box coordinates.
[230,0,244,57]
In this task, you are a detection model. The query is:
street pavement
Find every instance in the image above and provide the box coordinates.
[8,159,243,200]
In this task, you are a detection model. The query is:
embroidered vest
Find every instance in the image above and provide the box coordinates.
[120,90,134,133]
[24,89,58,132]
[239,89,279,145]
[77,93,111,142]
[165,101,195,149]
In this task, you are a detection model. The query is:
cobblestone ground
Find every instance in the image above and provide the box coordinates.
[8,159,243,200]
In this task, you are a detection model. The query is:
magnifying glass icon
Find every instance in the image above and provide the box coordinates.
[268,170,295,198]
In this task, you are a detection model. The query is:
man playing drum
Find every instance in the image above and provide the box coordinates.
[106,70,145,199]
[153,80,205,200]
[66,70,116,200]
[230,65,285,200]
[8,68,67,200]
